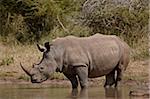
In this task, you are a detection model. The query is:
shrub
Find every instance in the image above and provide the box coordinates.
[0,0,57,43]
[81,0,148,47]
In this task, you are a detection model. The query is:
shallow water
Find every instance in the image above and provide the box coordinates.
[0,84,147,99]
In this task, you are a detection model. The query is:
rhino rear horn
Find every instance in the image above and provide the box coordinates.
[20,63,31,76]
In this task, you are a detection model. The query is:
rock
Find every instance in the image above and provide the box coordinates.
[129,89,150,98]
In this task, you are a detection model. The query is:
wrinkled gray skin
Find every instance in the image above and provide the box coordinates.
[21,34,130,89]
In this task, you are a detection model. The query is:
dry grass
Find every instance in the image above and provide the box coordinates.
[0,43,41,81]
[124,60,149,83]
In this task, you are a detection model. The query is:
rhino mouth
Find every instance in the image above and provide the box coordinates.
[31,80,41,83]
[31,77,48,83]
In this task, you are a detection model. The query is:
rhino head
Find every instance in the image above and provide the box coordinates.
[21,42,58,83]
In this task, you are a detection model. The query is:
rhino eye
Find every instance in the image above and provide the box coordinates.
[39,67,44,71]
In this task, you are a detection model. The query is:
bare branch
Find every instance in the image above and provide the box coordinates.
[57,15,69,33]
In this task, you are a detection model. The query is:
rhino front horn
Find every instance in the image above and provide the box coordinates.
[20,63,31,76]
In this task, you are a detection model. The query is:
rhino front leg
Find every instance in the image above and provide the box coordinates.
[76,66,88,89]
[64,73,78,89]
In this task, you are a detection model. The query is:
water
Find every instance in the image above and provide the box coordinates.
[0,84,146,99]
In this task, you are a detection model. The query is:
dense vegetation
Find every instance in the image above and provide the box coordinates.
[0,0,149,59]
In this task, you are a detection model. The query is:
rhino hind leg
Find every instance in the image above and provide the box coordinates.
[104,69,116,87]
[114,65,123,87]
[106,61,125,87]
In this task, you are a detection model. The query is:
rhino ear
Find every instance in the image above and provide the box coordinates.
[37,44,46,52]
[44,42,52,52]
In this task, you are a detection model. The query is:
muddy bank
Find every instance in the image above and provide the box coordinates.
[0,77,149,88]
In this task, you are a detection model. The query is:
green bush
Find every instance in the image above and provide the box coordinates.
[0,0,85,43]
[0,0,57,43]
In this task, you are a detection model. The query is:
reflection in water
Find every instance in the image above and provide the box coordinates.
[0,84,134,99]
[80,89,88,98]
[71,88,88,99]
[70,86,132,99]
[72,89,78,97]
[71,87,123,99]
[105,87,121,98]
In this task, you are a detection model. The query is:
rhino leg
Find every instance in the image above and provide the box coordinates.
[64,73,78,89]
[115,66,122,87]
[104,69,116,87]
[76,66,88,89]
[116,63,123,80]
